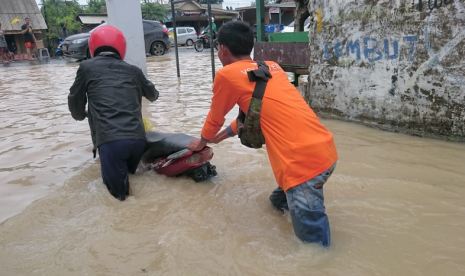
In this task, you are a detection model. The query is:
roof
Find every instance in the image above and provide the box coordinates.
[235,3,296,11]
[268,3,296,8]
[166,0,238,15]
[235,5,266,11]
[0,0,48,31]
[209,8,239,15]
[76,14,109,25]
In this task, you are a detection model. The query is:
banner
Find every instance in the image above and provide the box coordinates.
[10,17,21,24]
[270,8,280,14]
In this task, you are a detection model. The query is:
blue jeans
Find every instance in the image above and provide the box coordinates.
[269,162,336,247]
[98,139,146,201]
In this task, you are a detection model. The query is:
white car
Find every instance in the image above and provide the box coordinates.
[168,27,198,46]
[281,17,310,33]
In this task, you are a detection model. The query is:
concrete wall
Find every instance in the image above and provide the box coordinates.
[106,0,147,76]
[307,0,465,138]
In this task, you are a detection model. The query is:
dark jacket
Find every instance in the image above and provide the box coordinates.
[68,52,159,156]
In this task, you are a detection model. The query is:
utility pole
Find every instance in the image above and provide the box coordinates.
[106,0,148,76]
[171,0,180,78]
[42,0,50,50]
[207,0,215,81]
[256,0,265,42]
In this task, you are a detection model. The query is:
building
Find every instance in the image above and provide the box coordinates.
[235,2,296,27]
[76,14,108,33]
[0,0,48,57]
[165,0,239,32]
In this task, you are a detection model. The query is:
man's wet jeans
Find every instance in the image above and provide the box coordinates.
[98,139,146,201]
[269,162,336,247]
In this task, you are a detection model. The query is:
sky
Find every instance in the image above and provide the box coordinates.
[36,0,252,9]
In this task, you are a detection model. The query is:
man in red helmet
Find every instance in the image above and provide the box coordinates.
[68,25,159,201]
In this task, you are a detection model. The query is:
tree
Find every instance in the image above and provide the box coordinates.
[41,0,82,46]
[141,2,167,21]
[83,0,106,14]
[251,0,274,6]
[196,0,224,4]
[294,0,309,32]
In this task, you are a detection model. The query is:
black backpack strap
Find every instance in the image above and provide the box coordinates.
[237,61,272,130]
[247,61,272,100]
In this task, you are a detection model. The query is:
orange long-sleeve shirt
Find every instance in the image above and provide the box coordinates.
[201,60,338,191]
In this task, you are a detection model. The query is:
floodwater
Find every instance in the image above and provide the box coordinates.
[0,52,464,276]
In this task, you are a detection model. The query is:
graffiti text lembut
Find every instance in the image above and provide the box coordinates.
[324,36,418,62]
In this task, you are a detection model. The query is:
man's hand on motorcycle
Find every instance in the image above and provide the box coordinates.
[209,130,229,144]
[187,138,207,151]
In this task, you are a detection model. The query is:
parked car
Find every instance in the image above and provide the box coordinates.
[62,20,170,60]
[281,17,311,33]
[167,27,198,46]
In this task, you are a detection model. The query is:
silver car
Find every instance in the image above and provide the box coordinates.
[168,27,198,46]
[281,17,311,33]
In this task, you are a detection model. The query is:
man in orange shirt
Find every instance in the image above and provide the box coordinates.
[188,21,338,247]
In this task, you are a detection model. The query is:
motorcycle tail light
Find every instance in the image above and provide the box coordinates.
[185,154,201,164]
[185,148,212,164]
[203,148,213,157]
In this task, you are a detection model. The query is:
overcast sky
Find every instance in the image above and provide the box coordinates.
[36,0,252,9]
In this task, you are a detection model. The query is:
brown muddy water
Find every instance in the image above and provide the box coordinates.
[0,53,464,276]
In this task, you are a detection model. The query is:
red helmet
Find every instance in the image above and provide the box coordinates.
[89,25,127,60]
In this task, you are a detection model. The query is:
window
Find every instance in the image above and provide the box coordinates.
[143,22,152,32]
[89,22,107,33]
[178,28,187,34]
[187,28,195,33]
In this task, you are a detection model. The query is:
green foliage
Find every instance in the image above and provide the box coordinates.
[196,0,224,4]
[83,0,107,14]
[141,2,167,21]
[41,0,82,42]
[251,0,274,6]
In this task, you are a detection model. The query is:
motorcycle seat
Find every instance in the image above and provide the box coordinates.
[142,131,194,162]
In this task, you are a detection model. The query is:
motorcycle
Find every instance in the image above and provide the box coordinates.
[142,131,217,182]
[56,39,64,57]
[194,32,218,52]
